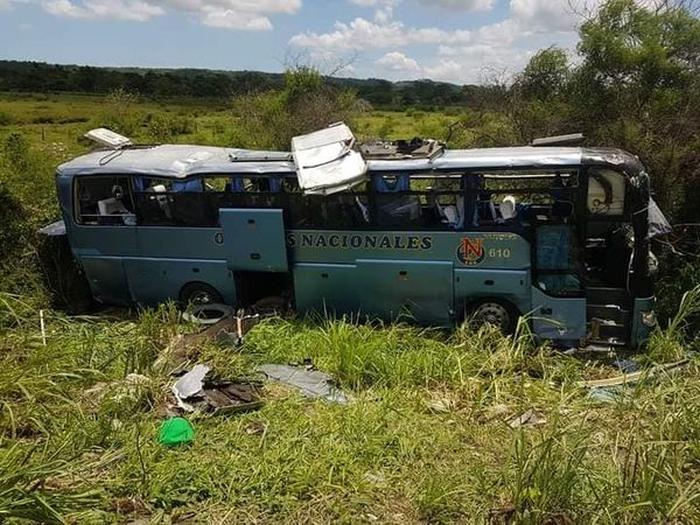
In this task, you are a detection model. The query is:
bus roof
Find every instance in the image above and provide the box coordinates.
[56,143,643,179]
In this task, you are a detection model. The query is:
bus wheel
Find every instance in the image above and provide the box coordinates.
[467,300,516,334]
[179,282,223,307]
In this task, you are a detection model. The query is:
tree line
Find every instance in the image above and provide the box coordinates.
[0,60,499,110]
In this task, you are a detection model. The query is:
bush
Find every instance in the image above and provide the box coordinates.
[144,113,195,142]
[231,66,358,150]
[97,88,140,136]
[0,111,14,126]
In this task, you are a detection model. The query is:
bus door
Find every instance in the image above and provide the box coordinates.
[219,208,288,273]
[532,225,586,344]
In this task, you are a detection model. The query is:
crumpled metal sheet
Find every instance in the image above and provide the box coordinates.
[292,123,368,195]
[257,364,348,404]
[172,364,210,410]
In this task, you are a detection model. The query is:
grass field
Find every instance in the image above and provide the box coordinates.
[1,92,700,523]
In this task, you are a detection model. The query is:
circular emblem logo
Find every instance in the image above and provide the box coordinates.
[214,232,224,245]
[457,237,485,266]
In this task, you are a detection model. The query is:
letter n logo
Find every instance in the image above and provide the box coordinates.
[457,237,485,266]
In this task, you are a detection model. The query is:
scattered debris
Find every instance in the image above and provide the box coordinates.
[155,312,260,373]
[508,409,546,428]
[171,364,264,416]
[172,364,210,409]
[257,363,348,404]
[578,358,689,389]
[579,358,691,403]
[159,417,195,447]
[613,357,640,374]
[587,387,619,403]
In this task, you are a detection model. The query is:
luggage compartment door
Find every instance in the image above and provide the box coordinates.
[357,259,454,326]
[219,208,288,272]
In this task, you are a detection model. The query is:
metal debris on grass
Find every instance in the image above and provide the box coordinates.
[257,363,349,404]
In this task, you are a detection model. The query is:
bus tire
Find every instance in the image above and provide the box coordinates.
[464,299,518,335]
[179,282,223,307]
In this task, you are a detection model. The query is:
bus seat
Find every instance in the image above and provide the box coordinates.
[171,179,202,192]
[97,197,128,215]
[227,177,245,192]
[500,195,517,220]
[133,176,148,192]
[437,197,464,229]
[269,176,282,193]
[374,174,410,192]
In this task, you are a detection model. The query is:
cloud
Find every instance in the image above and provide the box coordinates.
[418,0,494,11]
[290,17,473,51]
[40,0,301,28]
[376,51,421,72]
[43,0,163,21]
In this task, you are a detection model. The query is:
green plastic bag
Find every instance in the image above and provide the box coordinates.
[159,417,195,447]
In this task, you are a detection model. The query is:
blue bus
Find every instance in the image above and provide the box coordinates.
[51,134,665,348]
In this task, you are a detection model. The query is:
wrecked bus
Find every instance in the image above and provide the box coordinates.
[49,125,668,349]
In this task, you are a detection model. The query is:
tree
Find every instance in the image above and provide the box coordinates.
[508,47,575,142]
[572,0,700,219]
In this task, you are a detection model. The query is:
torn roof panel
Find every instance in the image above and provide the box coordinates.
[292,123,368,195]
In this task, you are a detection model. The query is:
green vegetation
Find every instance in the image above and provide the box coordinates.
[1,298,700,523]
[1,0,700,522]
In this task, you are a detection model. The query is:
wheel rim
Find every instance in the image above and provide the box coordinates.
[189,290,215,306]
[471,302,510,332]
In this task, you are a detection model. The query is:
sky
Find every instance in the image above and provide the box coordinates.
[0,0,598,84]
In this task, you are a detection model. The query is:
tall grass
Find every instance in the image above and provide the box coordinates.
[648,284,700,362]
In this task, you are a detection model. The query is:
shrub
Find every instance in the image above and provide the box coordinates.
[231,66,358,150]
[0,111,14,126]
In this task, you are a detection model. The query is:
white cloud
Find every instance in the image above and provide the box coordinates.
[290,17,473,51]
[376,51,420,72]
[40,0,301,28]
[43,0,163,21]
[290,0,604,83]
[418,0,494,11]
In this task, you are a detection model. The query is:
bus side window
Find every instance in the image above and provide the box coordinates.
[373,173,465,230]
[76,175,135,226]
[374,174,422,227]
[133,176,213,227]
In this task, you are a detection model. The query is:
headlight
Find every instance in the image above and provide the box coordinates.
[641,311,657,327]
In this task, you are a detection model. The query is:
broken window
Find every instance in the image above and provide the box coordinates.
[477,170,578,226]
[372,173,465,230]
[587,168,626,216]
[75,175,135,226]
